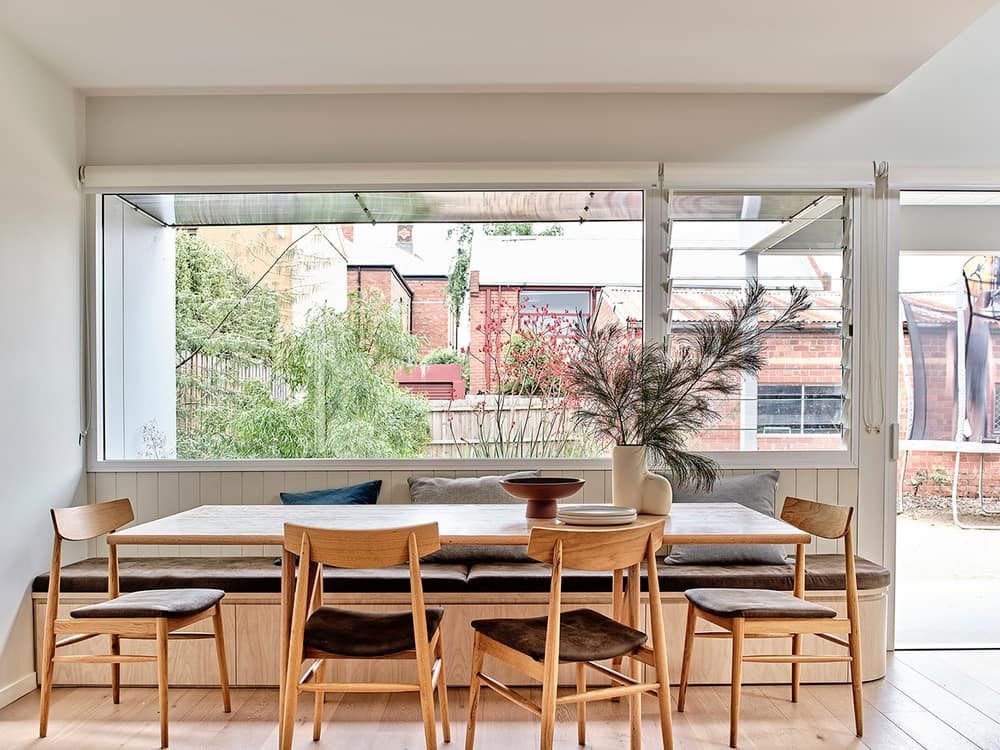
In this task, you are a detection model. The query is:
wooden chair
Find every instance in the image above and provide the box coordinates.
[39,498,230,748]
[465,520,673,750]
[280,522,451,750]
[676,496,863,748]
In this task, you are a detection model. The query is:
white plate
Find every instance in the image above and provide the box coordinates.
[557,514,637,526]
[557,504,636,517]
[556,504,637,526]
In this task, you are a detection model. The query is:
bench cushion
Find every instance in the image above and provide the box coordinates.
[466,555,890,593]
[34,557,469,594]
[35,554,889,596]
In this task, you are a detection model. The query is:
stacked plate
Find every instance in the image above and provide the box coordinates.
[556,504,638,526]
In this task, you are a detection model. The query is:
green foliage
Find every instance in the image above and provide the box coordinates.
[483,223,564,237]
[175,233,429,459]
[175,231,281,362]
[445,225,472,343]
[277,293,429,458]
[570,280,811,491]
[908,467,950,497]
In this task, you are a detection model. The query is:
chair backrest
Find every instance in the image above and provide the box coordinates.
[283,522,440,569]
[527,521,665,571]
[51,498,134,541]
[780,496,852,540]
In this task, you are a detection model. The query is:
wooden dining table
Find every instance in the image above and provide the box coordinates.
[108,501,810,726]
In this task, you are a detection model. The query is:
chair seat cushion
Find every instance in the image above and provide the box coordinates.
[69,588,224,619]
[471,608,647,662]
[303,606,444,657]
[685,588,838,619]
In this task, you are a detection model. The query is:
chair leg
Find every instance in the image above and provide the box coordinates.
[110,634,121,704]
[417,644,439,750]
[791,634,802,703]
[539,670,559,750]
[156,620,170,749]
[38,624,56,738]
[628,655,642,750]
[465,633,486,750]
[576,662,587,746]
[280,641,304,750]
[312,660,326,742]
[211,606,231,713]
[677,603,698,712]
[435,634,451,744]
[729,619,745,749]
[848,631,864,736]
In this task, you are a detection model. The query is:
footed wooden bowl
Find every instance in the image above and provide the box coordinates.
[500,477,585,518]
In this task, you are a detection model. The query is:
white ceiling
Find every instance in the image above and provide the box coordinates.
[1,1,995,95]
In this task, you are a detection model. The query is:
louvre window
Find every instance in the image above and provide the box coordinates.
[658,189,853,452]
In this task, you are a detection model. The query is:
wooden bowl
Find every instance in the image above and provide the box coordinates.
[500,477,585,518]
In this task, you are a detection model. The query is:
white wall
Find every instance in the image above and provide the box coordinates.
[84,6,1000,169]
[102,196,176,459]
[0,31,85,706]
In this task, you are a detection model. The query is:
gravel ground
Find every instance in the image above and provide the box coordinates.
[899,491,1000,528]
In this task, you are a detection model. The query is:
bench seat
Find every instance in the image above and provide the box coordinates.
[33,555,889,595]
[32,555,890,689]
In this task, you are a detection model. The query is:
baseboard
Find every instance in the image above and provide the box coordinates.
[0,672,37,709]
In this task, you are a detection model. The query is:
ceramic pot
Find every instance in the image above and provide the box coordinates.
[611,445,673,515]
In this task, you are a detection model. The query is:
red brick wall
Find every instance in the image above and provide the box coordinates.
[349,268,412,332]
[407,277,450,357]
[468,285,521,393]
[682,328,845,452]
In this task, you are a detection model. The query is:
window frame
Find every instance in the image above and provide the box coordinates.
[85,177,860,472]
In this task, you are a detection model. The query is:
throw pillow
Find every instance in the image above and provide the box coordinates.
[660,471,789,565]
[279,480,382,506]
[407,470,540,504]
[409,470,540,564]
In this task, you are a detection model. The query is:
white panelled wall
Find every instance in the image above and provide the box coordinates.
[88,466,865,560]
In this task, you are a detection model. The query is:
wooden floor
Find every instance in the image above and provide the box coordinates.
[3,651,999,749]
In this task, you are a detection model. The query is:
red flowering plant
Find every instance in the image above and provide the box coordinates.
[448,295,598,457]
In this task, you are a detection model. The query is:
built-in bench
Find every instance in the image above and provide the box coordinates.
[33,554,889,689]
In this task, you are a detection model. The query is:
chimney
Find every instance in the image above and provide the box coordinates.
[470,270,481,296]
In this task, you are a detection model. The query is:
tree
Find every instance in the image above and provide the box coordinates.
[445,224,473,347]
[175,233,430,459]
[277,292,430,458]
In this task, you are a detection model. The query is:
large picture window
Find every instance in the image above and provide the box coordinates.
[96,184,855,463]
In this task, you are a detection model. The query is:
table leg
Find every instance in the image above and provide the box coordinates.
[279,548,295,733]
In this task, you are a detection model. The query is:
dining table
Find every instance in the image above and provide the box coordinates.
[108,501,811,726]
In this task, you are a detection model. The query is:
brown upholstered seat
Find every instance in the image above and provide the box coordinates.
[685,588,837,620]
[304,606,444,658]
[69,588,224,619]
[472,608,647,662]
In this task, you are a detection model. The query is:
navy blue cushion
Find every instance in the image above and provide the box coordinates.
[280,480,381,506]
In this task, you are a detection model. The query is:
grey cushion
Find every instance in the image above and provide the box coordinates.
[70,588,224,619]
[659,471,789,565]
[407,470,540,504]
[685,588,838,619]
[472,608,647,662]
[304,605,444,657]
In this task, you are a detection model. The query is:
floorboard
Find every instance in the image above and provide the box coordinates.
[4,651,1000,749]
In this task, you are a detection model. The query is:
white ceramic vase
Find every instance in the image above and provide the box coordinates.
[611,445,673,515]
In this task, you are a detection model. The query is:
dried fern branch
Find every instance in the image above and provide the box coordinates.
[569,279,811,491]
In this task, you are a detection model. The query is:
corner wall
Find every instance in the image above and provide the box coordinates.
[0,31,85,706]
